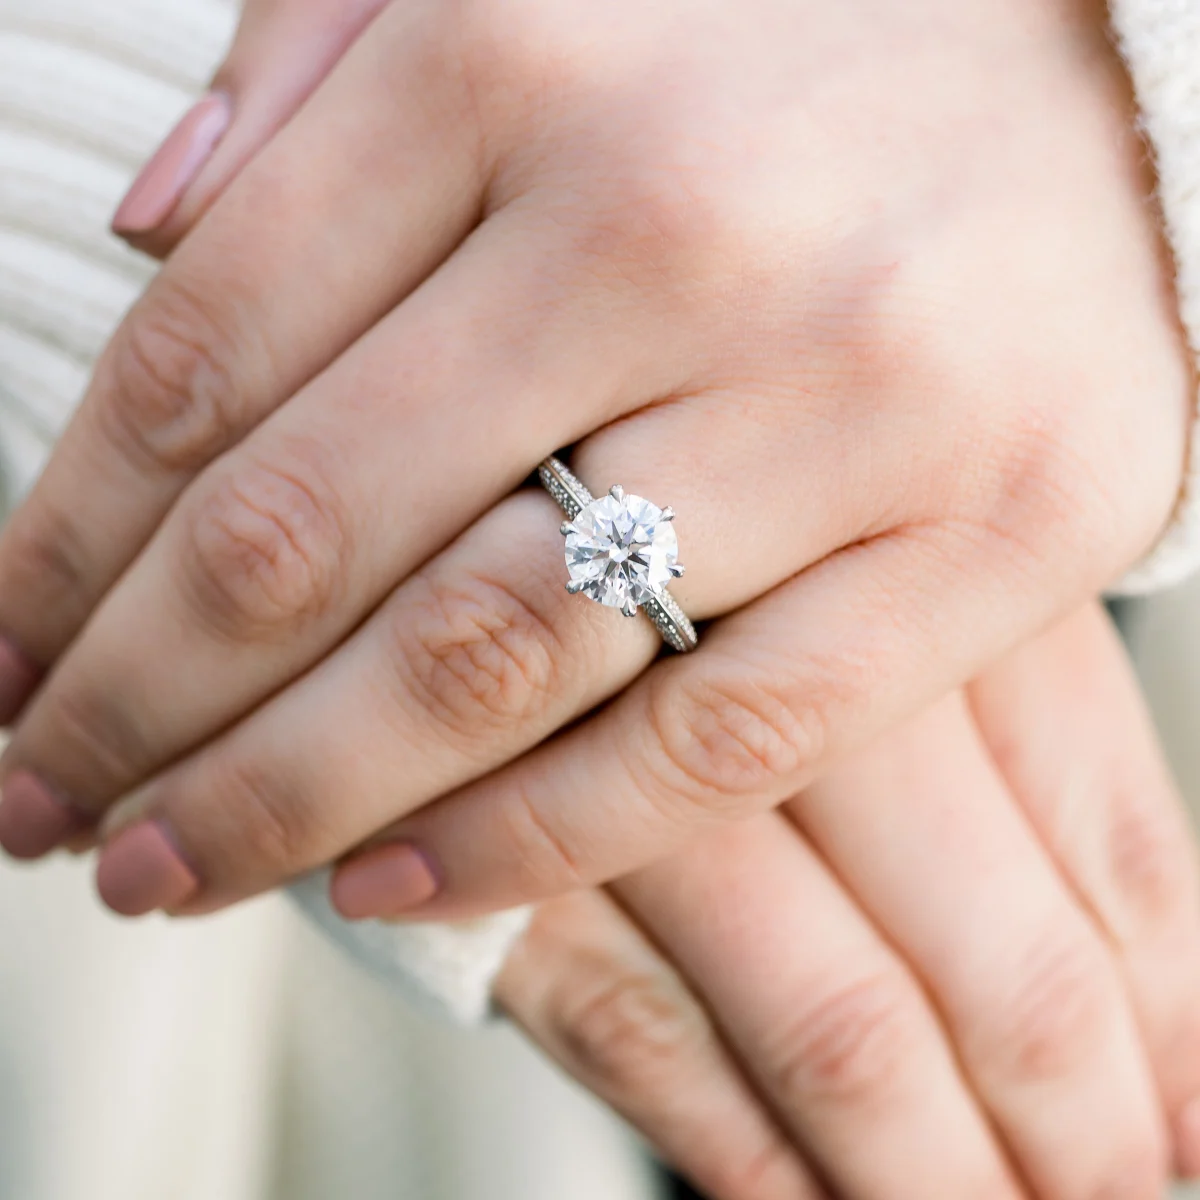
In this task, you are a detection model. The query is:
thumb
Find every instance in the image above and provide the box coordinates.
[111,0,390,256]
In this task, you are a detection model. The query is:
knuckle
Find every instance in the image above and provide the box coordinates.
[213,756,323,877]
[37,677,153,795]
[389,567,563,746]
[809,249,947,416]
[180,449,351,641]
[495,785,586,891]
[984,930,1116,1083]
[823,245,1156,581]
[764,969,928,1109]
[708,1141,809,1200]
[1105,781,1198,932]
[556,968,712,1098]
[971,411,1116,574]
[104,278,245,472]
[568,177,743,303]
[0,502,91,633]
[645,665,820,817]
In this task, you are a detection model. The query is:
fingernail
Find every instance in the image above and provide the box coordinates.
[1176,1095,1200,1178]
[331,843,440,920]
[0,770,85,859]
[111,91,232,236]
[0,637,41,726]
[95,820,199,917]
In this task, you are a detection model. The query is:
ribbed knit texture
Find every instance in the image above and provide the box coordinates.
[1111,0,1200,592]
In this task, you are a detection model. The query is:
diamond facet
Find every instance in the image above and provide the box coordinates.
[564,490,679,611]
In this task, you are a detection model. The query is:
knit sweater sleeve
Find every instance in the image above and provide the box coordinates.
[1110,0,1200,593]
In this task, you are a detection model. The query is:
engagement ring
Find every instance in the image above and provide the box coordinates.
[538,455,699,652]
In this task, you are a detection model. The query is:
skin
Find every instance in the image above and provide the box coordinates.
[498,611,1200,1200]
[0,0,1198,1193]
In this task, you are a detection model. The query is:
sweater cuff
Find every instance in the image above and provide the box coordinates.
[288,871,533,1024]
[1110,0,1200,594]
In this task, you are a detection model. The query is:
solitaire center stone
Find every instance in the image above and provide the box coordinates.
[565,491,678,610]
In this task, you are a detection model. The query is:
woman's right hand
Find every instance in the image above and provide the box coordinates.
[496,605,1200,1200]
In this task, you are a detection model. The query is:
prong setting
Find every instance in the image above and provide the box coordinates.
[669,562,685,578]
[541,454,695,650]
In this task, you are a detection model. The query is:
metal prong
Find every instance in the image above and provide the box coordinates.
[609,484,625,502]
[622,600,638,618]
[565,580,586,595]
[660,506,675,522]
[669,562,686,578]
[560,522,573,536]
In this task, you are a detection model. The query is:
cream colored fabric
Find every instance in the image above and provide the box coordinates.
[1112,0,1200,593]
[290,869,531,1024]
[0,3,659,1198]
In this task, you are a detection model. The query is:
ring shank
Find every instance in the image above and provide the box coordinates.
[538,456,699,653]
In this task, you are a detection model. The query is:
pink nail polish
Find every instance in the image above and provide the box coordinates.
[0,770,83,860]
[1176,1095,1200,1178]
[331,843,440,920]
[95,821,199,917]
[0,636,41,726]
[111,92,232,236]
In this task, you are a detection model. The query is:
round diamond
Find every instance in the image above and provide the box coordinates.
[564,491,678,610]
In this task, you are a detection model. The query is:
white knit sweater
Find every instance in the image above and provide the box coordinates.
[0,0,1199,1024]
[1110,0,1200,592]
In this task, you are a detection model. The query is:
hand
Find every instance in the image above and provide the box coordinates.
[0,0,1189,952]
[0,0,1187,898]
[497,606,1200,1199]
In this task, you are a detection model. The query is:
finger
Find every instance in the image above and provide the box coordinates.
[496,888,825,1200]
[123,398,912,914]
[84,490,654,913]
[0,0,483,711]
[75,362,890,914]
[967,603,1200,1178]
[785,692,1167,1200]
[0,203,721,860]
[112,0,391,255]
[612,814,1024,1200]
[330,512,1066,919]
